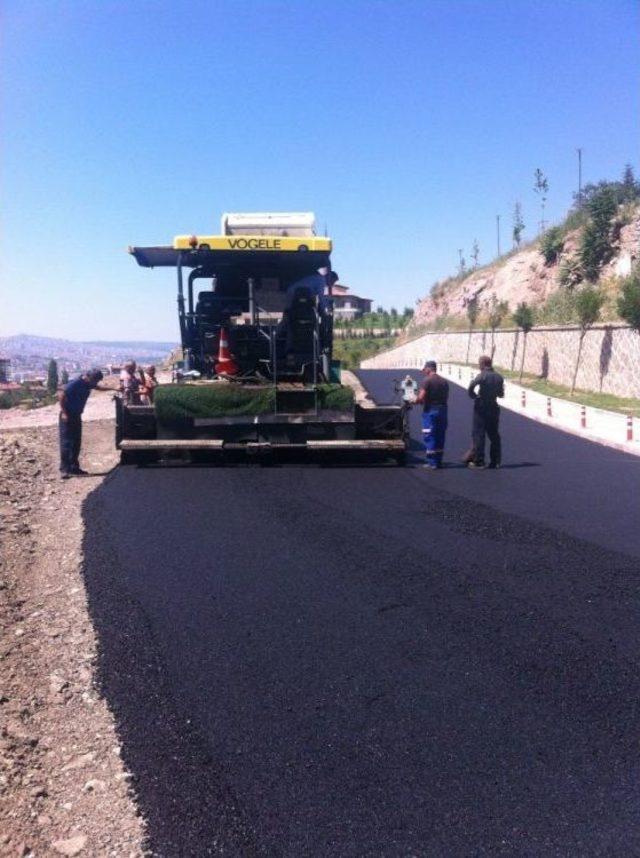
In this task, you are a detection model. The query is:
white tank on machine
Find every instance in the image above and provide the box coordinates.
[221,212,316,237]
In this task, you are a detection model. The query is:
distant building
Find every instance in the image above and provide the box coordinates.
[327,284,372,321]
[0,357,10,383]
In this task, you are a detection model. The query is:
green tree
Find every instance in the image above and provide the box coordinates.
[512,302,534,381]
[471,239,480,269]
[580,186,617,281]
[618,267,640,333]
[512,202,525,248]
[622,164,638,201]
[46,358,59,396]
[60,368,69,385]
[571,285,604,394]
[465,295,479,364]
[486,294,509,358]
[534,168,549,233]
[367,313,377,336]
[401,306,414,327]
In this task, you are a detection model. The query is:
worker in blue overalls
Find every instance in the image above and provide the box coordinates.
[58,369,104,479]
[415,360,449,469]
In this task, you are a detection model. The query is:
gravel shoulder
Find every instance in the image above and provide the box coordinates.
[0,404,146,857]
[0,386,119,432]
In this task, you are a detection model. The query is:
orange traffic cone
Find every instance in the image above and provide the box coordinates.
[215,327,240,376]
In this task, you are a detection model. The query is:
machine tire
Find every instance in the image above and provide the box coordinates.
[394,450,408,466]
[120,449,159,467]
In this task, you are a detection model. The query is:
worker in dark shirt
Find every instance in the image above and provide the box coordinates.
[467,355,504,469]
[58,369,104,479]
[415,360,449,469]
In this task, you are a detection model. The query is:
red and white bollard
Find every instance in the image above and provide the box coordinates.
[546,396,552,418]
[521,389,526,408]
[458,366,462,380]
[580,405,587,429]
[627,415,634,442]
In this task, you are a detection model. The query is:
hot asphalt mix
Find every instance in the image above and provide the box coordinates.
[81,369,640,856]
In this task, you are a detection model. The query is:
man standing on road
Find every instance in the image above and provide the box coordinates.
[58,369,104,479]
[415,360,449,469]
[467,355,504,469]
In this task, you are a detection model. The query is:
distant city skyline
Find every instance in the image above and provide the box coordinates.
[0,333,176,381]
[2,0,638,340]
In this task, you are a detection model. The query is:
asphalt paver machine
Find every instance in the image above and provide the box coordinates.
[118,213,408,464]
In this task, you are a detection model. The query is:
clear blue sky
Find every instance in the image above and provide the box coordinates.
[2,0,638,341]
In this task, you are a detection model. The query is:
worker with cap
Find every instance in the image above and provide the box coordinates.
[466,354,504,468]
[415,360,449,469]
[58,368,105,479]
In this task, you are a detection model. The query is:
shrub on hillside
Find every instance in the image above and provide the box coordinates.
[580,186,618,281]
[579,172,640,209]
[558,256,584,289]
[562,207,590,233]
[540,227,565,265]
[537,289,580,325]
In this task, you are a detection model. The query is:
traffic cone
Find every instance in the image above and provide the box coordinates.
[215,327,240,376]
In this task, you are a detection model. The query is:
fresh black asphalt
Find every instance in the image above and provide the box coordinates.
[82,369,640,856]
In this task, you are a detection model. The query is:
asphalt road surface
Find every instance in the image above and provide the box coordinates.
[82,370,640,856]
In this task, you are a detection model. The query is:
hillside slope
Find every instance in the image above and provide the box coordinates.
[411,207,640,329]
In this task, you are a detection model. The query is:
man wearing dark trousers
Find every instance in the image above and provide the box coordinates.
[467,355,504,469]
[58,369,104,479]
[416,360,449,469]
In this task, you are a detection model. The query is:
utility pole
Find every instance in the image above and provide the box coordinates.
[496,214,501,257]
[577,147,583,208]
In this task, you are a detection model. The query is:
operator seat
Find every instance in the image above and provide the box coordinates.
[196,291,222,325]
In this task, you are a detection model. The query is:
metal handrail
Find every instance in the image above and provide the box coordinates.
[256,309,277,413]
[312,310,320,414]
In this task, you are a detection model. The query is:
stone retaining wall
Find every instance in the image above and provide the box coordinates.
[361,325,640,399]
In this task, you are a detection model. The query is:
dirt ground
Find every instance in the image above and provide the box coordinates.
[0,390,147,856]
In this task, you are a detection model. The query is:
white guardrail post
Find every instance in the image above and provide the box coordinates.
[360,351,638,453]
[429,362,639,454]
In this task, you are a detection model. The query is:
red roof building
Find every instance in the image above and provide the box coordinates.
[326,283,372,320]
